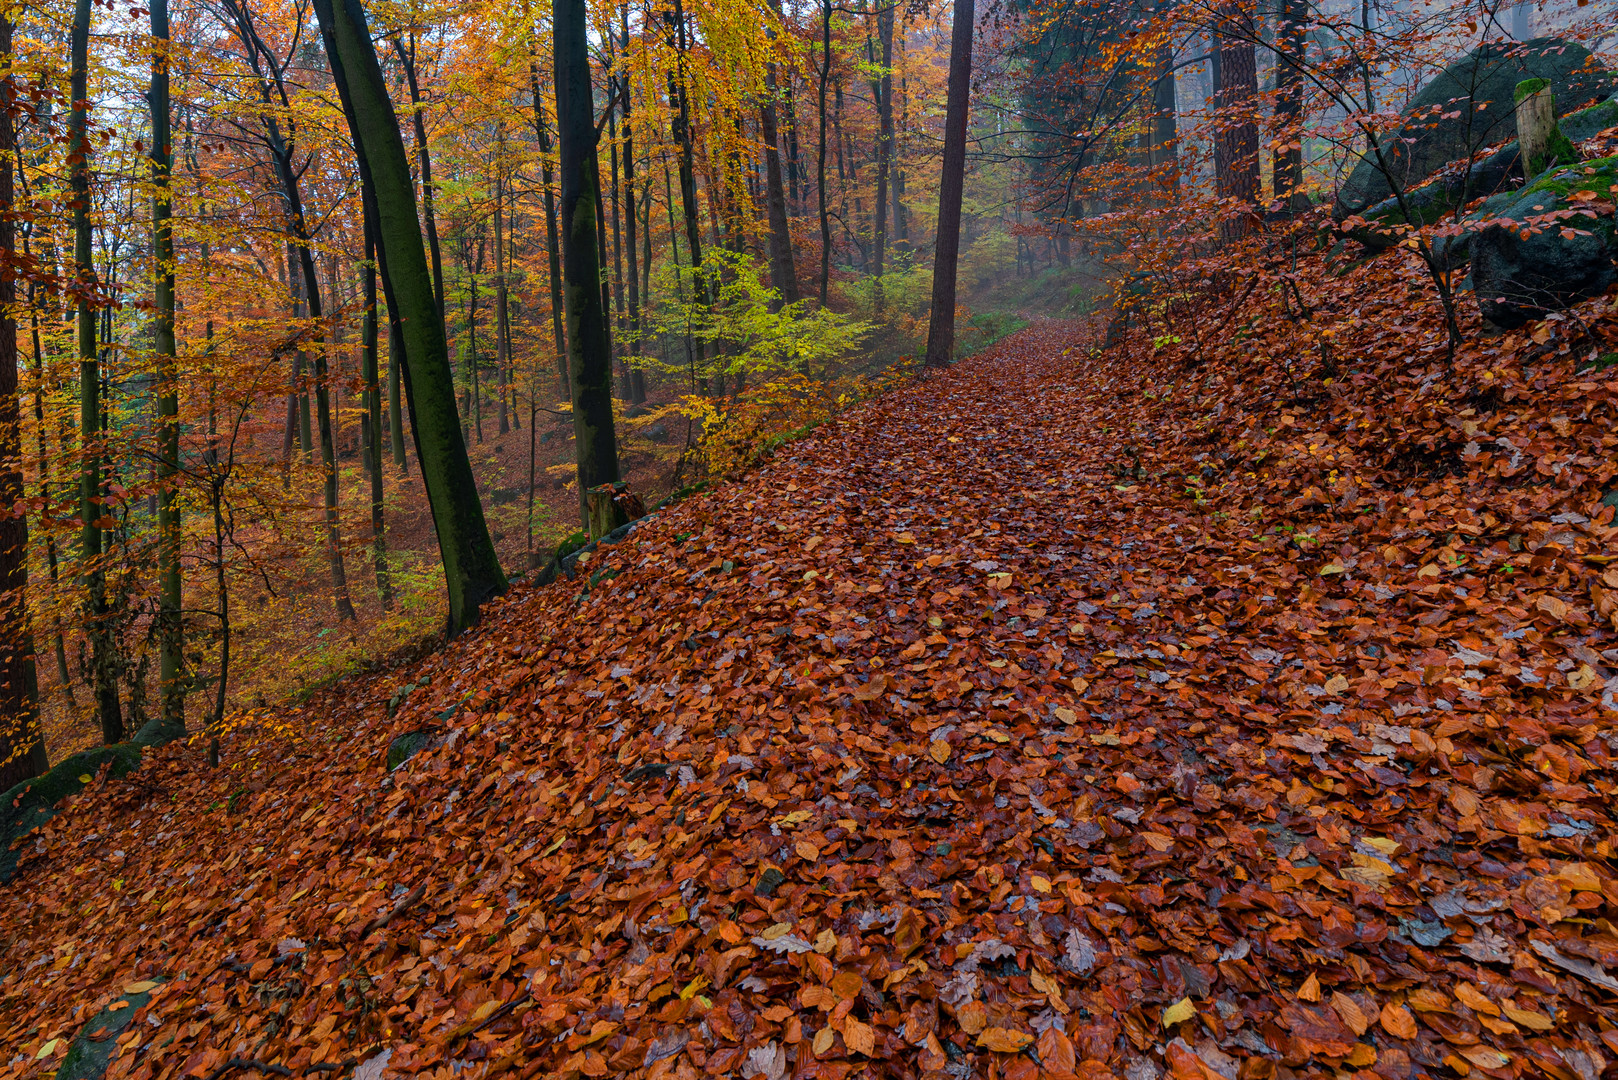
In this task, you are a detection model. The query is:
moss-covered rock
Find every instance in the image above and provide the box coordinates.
[1335,38,1612,220]
[1,743,145,883]
[1472,157,1618,327]
[386,730,433,771]
[52,978,164,1080]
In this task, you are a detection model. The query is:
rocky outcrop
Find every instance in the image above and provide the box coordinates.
[1335,38,1611,221]
[1471,156,1618,327]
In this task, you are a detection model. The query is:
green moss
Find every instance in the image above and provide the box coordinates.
[1525,155,1618,198]
[1,743,144,882]
[1515,77,1551,104]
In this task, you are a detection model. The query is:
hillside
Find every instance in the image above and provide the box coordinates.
[6,262,1618,1080]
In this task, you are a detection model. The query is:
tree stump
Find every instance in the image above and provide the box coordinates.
[586,481,645,539]
[1514,78,1574,178]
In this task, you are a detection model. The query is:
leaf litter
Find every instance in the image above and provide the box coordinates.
[5,293,1618,1080]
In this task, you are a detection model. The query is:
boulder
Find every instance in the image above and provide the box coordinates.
[386,729,433,771]
[1351,89,1618,256]
[1471,156,1618,327]
[1335,38,1612,220]
[1,743,144,883]
[54,979,165,1080]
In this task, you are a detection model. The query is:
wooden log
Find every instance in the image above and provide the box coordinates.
[586,481,644,539]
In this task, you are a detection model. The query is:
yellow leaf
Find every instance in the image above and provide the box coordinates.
[706,799,731,825]
[987,572,1012,588]
[814,929,836,954]
[77,774,92,784]
[929,739,951,764]
[1071,676,1090,694]
[1418,563,1440,579]
[123,980,159,995]
[1501,1005,1553,1031]
[679,975,709,1000]
[1380,1002,1417,1040]
[1361,836,1400,856]
[1031,875,1052,894]
[985,729,1010,744]
[777,809,813,827]
[803,569,820,582]
[35,1039,59,1060]
[760,922,793,940]
[977,1027,1034,1053]
[1320,562,1346,575]
[1053,707,1078,725]
[1162,998,1196,1027]
[1323,674,1351,695]
[812,1026,834,1056]
[843,1017,875,1056]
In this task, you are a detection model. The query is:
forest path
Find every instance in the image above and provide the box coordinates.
[7,320,1617,1080]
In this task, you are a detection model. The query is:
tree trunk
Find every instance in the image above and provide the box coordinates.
[71,0,122,743]
[1273,0,1306,208]
[556,0,620,523]
[869,2,895,313]
[816,0,833,304]
[0,10,46,788]
[361,214,392,608]
[313,0,507,634]
[528,49,569,397]
[1214,1,1260,235]
[608,96,629,398]
[762,0,799,306]
[494,146,510,436]
[395,35,446,333]
[620,5,646,404]
[147,0,185,738]
[388,317,408,471]
[923,0,974,369]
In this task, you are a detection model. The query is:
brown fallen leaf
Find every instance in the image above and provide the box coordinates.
[1381,1002,1418,1040]
[977,1027,1034,1053]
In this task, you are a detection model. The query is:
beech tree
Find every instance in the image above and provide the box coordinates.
[923,0,974,369]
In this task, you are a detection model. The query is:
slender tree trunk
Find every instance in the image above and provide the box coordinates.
[762,0,799,306]
[608,96,629,398]
[313,0,507,634]
[870,1,894,314]
[1148,1,1180,198]
[923,0,975,369]
[1273,0,1306,208]
[529,50,569,396]
[361,216,392,608]
[71,0,123,743]
[149,0,185,738]
[494,148,511,436]
[816,0,833,304]
[396,35,447,332]
[621,6,646,404]
[0,10,46,788]
[555,0,620,524]
[388,317,407,471]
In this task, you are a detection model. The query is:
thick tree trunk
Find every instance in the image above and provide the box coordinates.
[556,0,621,524]
[1273,0,1306,208]
[1214,1,1260,235]
[0,11,46,788]
[313,0,507,634]
[528,51,569,396]
[923,0,975,369]
[71,0,122,743]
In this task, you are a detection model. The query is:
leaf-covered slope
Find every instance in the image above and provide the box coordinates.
[4,301,1618,1080]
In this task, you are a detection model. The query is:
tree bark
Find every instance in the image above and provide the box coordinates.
[620,5,645,404]
[148,0,186,737]
[1273,0,1306,208]
[1214,0,1260,234]
[71,0,123,743]
[362,212,392,608]
[556,0,621,523]
[923,0,974,369]
[313,0,507,634]
[394,34,446,333]
[0,10,46,788]
[762,0,800,306]
[816,0,833,304]
[528,49,569,396]
[494,142,511,436]
[870,0,895,314]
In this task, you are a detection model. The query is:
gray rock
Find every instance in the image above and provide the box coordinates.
[1,743,145,883]
[54,979,165,1080]
[1471,156,1618,328]
[386,729,433,771]
[1335,38,1612,220]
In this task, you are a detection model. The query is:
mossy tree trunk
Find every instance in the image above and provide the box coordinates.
[312,0,507,635]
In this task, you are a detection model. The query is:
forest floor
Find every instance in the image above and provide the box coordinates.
[6,262,1618,1080]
